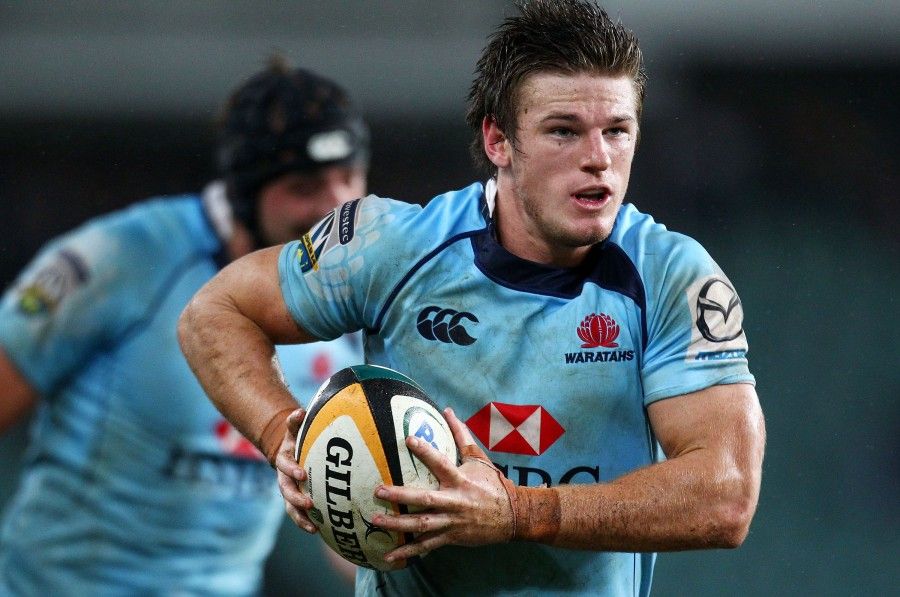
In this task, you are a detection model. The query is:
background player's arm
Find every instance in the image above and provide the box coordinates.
[0,348,39,433]
[178,246,315,463]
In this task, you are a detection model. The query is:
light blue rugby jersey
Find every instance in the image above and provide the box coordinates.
[278,180,755,597]
[0,191,361,595]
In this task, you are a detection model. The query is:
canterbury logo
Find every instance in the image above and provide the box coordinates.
[416,306,478,346]
[577,313,620,348]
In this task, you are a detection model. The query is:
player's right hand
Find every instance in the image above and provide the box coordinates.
[275,408,318,533]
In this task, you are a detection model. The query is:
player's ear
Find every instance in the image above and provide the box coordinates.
[482,116,511,169]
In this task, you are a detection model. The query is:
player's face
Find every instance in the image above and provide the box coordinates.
[494,72,638,266]
[257,165,367,245]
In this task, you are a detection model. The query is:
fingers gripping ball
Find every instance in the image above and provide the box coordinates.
[295,365,458,571]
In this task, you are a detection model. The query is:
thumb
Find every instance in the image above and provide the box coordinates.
[286,408,306,435]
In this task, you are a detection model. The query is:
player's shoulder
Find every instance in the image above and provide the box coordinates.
[609,202,723,305]
[355,181,487,239]
[314,182,487,267]
[3,194,209,329]
[53,194,211,288]
[611,203,714,269]
[108,193,212,250]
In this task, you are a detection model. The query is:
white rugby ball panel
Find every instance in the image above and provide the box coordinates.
[391,394,457,494]
[302,412,399,567]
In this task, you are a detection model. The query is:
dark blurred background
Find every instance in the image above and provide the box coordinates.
[1,2,897,595]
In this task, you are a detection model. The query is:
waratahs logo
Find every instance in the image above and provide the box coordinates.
[577,313,620,348]
[565,313,633,364]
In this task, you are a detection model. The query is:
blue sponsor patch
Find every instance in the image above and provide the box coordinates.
[337,199,360,245]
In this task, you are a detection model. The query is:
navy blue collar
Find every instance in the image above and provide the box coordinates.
[471,190,647,344]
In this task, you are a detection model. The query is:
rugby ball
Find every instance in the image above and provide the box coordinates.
[294,364,458,571]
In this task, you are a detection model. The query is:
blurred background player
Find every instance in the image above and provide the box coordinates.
[0,57,366,594]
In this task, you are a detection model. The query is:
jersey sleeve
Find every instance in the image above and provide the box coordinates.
[0,216,154,396]
[278,195,421,340]
[639,231,755,405]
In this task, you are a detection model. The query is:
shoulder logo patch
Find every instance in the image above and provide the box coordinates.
[685,275,748,361]
[297,211,336,273]
[337,199,360,245]
[17,249,89,315]
[696,278,743,342]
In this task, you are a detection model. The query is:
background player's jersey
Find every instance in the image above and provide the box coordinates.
[278,181,754,597]
[0,192,361,595]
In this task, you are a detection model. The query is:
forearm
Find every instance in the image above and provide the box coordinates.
[517,450,757,551]
[178,284,297,462]
[515,386,765,551]
[0,348,39,433]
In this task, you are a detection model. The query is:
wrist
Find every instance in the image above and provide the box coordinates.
[504,482,561,543]
[259,406,296,466]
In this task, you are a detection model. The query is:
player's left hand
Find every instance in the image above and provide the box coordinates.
[372,407,515,562]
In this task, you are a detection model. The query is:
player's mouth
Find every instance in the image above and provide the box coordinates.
[572,185,611,207]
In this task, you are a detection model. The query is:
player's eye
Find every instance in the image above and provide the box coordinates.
[606,124,636,139]
[550,127,576,138]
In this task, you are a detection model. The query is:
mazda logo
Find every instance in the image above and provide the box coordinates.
[696,278,744,343]
[416,306,478,346]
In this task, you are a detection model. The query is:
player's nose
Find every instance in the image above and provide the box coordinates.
[581,131,611,173]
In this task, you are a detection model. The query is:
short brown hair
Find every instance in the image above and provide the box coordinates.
[466,0,647,175]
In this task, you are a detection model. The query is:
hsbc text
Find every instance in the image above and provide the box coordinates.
[493,462,600,487]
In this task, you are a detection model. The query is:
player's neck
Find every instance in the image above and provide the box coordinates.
[493,190,591,269]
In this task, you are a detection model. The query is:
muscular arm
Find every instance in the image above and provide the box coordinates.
[376,382,765,559]
[177,246,316,463]
[0,348,39,433]
[548,382,765,551]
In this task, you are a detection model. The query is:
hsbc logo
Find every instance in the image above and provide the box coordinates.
[416,306,478,346]
[465,402,565,456]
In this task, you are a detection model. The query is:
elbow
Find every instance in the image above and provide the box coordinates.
[177,295,204,361]
[711,398,766,549]
[709,480,759,549]
[176,301,193,354]
[715,497,755,548]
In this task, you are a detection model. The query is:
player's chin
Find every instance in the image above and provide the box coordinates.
[560,224,611,249]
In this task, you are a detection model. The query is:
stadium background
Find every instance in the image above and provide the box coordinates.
[0,2,896,595]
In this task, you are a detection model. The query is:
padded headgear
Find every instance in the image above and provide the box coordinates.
[216,63,370,233]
